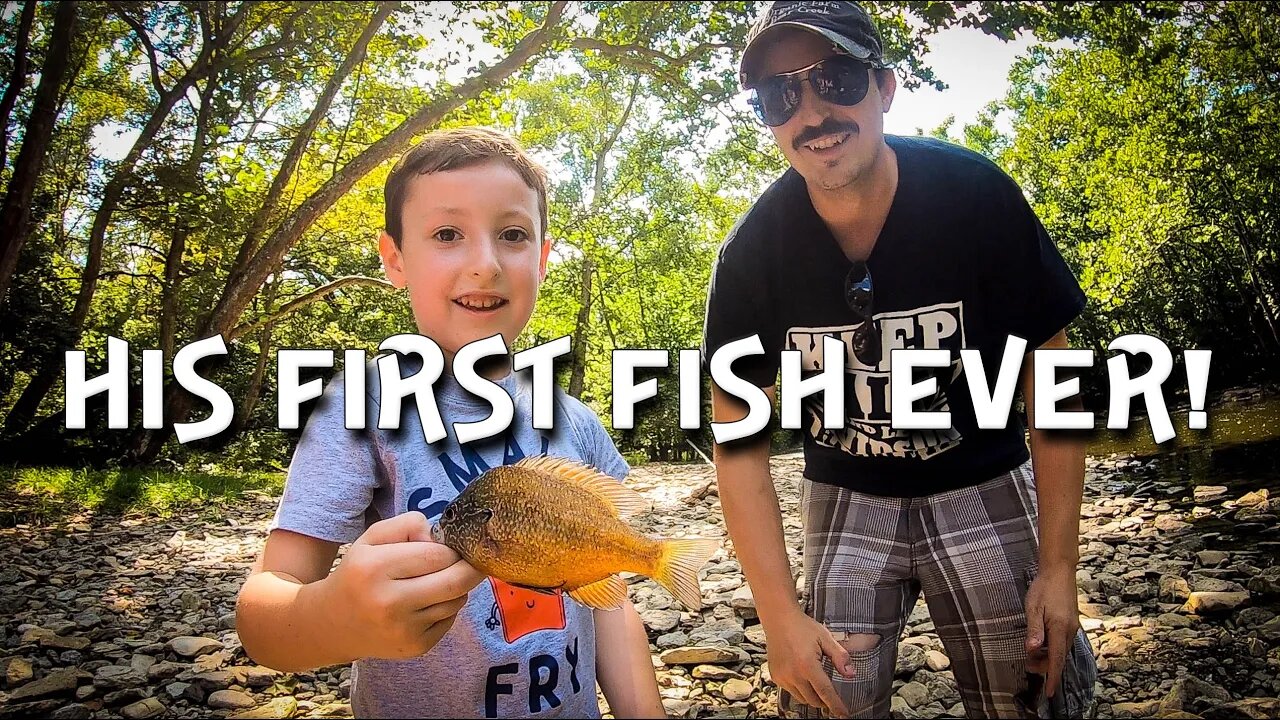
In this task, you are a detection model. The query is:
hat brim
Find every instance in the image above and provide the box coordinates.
[740,21,882,89]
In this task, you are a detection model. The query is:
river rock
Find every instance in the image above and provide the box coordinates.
[93,664,145,690]
[1194,486,1228,501]
[1246,566,1280,596]
[1188,575,1247,594]
[1160,575,1191,602]
[656,631,688,650]
[1153,514,1192,533]
[146,661,187,681]
[692,665,741,681]
[7,667,82,701]
[1181,591,1250,614]
[190,670,235,690]
[641,608,681,633]
[896,642,926,675]
[49,704,92,720]
[3,657,33,687]
[1210,698,1280,719]
[1258,616,1280,642]
[1098,632,1135,657]
[720,678,753,701]
[228,697,300,719]
[21,628,90,651]
[1112,699,1160,717]
[1156,612,1193,628]
[168,636,223,658]
[924,650,950,672]
[120,697,166,719]
[1235,489,1269,508]
[210,689,258,709]
[660,646,745,666]
[898,681,929,709]
[231,665,280,688]
[1196,550,1229,567]
[689,620,744,646]
[1159,676,1231,715]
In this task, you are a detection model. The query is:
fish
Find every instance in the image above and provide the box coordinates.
[432,455,720,611]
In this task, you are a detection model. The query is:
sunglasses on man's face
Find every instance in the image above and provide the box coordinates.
[844,261,880,366]
[749,54,873,127]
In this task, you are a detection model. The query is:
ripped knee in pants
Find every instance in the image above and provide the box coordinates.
[831,631,881,656]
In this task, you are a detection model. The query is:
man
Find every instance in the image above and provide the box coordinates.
[701,1,1098,717]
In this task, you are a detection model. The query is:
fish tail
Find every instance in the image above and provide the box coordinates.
[653,537,720,610]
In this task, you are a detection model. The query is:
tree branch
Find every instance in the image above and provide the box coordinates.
[117,11,167,96]
[235,1,398,272]
[228,275,396,341]
[569,37,733,68]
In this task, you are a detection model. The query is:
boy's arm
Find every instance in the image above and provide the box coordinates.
[593,600,664,719]
[237,529,352,672]
[237,512,483,673]
[1020,328,1086,698]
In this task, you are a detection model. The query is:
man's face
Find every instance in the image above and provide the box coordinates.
[378,161,551,360]
[751,29,896,191]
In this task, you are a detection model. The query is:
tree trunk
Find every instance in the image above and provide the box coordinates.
[160,72,218,358]
[0,0,77,309]
[235,278,278,434]
[568,257,593,399]
[0,0,37,172]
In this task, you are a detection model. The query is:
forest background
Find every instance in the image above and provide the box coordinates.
[0,1,1276,507]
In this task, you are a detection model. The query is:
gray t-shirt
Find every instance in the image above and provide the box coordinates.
[269,355,630,719]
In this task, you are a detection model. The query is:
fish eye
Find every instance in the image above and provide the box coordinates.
[442,506,455,521]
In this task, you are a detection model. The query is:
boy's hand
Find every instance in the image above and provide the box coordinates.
[314,511,485,661]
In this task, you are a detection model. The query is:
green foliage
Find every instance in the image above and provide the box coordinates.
[1,465,283,522]
[944,2,1280,388]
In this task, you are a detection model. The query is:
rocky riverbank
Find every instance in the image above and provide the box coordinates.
[0,452,1277,719]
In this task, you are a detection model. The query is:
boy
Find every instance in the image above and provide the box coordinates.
[236,126,666,719]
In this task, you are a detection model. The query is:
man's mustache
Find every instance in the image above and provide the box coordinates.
[793,119,859,151]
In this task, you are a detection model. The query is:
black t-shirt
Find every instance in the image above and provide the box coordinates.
[701,135,1086,497]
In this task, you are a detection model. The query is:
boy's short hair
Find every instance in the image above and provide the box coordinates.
[384,126,549,246]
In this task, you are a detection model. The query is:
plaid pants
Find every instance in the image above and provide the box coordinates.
[780,460,1097,719]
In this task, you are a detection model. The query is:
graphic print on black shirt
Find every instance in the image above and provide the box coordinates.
[787,300,965,460]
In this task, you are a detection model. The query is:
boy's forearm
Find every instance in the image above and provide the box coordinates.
[236,571,354,673]
[594,601,664,719]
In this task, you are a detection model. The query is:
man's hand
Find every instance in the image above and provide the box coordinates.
[313,512,486,661]
[1023,564,1079,698]
[767,609,856,718]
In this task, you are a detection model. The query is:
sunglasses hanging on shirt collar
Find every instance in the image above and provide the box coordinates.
[748,53,873,127]
[844,260,880,366]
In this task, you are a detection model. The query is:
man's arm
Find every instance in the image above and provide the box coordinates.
[711,384,853,717]
[594,601,664,718]
[1020,328,1086,698]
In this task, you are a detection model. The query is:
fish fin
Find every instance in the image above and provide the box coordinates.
[567,574,628,611]
[514,455,650,518]
[653,537,720,611]
[512,582,563,596]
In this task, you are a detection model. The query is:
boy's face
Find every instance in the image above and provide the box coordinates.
[379,161,551,360]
